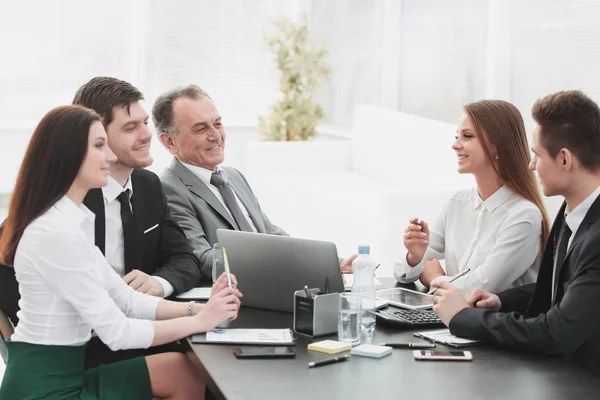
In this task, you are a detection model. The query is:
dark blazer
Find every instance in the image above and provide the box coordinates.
[0,168,200,321]
[160,157,287,280]
[449,196,600,376]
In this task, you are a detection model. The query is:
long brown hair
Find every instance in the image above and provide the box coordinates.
[0,105,101,266]
[464,100,550,244]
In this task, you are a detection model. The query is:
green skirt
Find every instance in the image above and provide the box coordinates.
[0,340,152,400]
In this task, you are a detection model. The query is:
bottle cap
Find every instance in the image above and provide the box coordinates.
[358,245,370,255]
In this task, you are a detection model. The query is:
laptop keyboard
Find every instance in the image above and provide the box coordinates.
[375,307,443,327]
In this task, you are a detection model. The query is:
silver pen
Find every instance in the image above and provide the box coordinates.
[427,268,471,295]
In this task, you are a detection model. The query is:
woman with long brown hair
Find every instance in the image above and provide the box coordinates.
[394,100,550,293]
[0,105,242,399]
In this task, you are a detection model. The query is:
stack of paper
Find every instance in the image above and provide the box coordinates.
[175,287,212,300]
[413,329,480,348]
[192,329,295,345]
[308,340,352,355]
[350,344,392,359]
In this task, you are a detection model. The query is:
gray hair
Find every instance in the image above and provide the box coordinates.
[152,84,212,136]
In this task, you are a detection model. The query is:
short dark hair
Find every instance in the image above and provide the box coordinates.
[0,106,101,265]
[532,90,600,170]
[72,76,144,127]
[152,84,212,136]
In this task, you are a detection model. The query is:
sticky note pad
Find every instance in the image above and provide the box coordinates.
[350,344,392,359]
[307,340,352,355]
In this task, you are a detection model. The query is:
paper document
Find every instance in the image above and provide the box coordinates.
[413,329,480,348]
[175,287,212,300]
[344,274,383,290]
[201,329,295,345]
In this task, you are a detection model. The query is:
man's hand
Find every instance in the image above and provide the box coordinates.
[211,272,239,299]
[465,287,501,311]
[123,269,164,297]
[420,258,445,287]
[340,254,359,274]
[431,280,470,326]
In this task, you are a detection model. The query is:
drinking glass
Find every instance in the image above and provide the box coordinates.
[338,293,361,345]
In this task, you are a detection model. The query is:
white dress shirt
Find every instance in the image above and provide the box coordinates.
[11,196,160,350]
[394,186,543,293]
[551,184,600,299]
[102,176,173,297]
[181,162,258,232]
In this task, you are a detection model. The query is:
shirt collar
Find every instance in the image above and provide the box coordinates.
[565,184,600,235]
[472,185,513,212]
[53,195,96,228]
[102,175,133,204]
[180,162,225,185]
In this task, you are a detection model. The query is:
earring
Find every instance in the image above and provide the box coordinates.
[495,155,499,160]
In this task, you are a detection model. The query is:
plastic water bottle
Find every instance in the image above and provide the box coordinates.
[351,245,377,336]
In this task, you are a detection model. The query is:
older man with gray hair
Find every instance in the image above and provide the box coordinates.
[153,85,289,281]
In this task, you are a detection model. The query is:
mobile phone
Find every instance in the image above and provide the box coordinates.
[413,350,473,361]
[233,346,296,359]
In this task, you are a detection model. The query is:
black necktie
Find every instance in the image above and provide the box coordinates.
[117,189,139,273]
[210,171,254,232]
[552,219,572,302]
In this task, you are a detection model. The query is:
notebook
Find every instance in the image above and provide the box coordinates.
[191,329,295,345]
[413,329,481,348]
[175,287,212,300]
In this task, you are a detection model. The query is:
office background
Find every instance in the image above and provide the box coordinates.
[1,0,600,378]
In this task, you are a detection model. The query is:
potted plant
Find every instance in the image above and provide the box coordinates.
[258,15,331,141]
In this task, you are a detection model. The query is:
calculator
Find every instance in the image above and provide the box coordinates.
[374,306,443,327]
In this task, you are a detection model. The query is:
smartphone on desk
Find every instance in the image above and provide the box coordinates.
[233,346,296,359]
[413,350,473,361]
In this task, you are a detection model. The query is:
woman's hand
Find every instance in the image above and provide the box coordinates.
[196,286,242,332]
[404,218,430,266]
[210,272,238,299]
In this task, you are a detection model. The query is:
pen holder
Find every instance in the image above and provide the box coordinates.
[293,289,339,337]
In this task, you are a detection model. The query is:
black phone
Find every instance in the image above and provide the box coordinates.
[233,346,296,359]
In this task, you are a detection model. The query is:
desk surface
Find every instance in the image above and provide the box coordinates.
[189,279,600,400]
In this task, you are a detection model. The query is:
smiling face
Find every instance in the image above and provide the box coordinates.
[452,112,492,175]
[105,101,153,170]
[75,121,117,189]
[164,96,225,171]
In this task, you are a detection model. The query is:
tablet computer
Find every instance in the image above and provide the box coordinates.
[375,287,434,310]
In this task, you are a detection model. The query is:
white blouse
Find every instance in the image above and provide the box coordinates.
[11,196,160,350]
[394,186,543,293]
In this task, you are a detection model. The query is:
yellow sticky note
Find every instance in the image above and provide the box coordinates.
[308,340,352,355]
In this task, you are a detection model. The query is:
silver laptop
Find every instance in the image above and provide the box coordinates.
[216,229,344,312]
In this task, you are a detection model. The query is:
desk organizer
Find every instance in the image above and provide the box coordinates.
[293,289,339,337]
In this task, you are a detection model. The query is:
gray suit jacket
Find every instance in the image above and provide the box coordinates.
[160,158,287,280]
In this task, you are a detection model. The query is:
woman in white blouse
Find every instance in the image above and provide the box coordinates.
[0,105,242,399]
[394,100,550,294]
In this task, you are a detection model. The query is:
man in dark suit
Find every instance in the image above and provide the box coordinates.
[432,90,600,376]
[0,77,202,368]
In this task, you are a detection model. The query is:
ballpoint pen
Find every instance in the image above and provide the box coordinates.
[427,268,471,295]
[222,247,232,289]
[308,355,350,368]
[411,217,421,226]
[380,343,436,349]
[303,285,313,299]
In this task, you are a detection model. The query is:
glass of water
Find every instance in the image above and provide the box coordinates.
[338,293,361,345]
[211,243,225,283]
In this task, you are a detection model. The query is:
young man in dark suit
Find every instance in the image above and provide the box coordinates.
[0,77,203,368]
[432,90,600,376]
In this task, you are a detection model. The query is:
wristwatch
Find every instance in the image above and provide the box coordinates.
[187,301,197,317]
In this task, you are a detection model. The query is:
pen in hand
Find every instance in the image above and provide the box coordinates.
[380,343,436,349]
[427,268,471,295]
[308,355,350,368]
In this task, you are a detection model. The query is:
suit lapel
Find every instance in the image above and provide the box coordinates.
[83,188,106,255]
[561,194,600,265]
[170,158,238,230]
